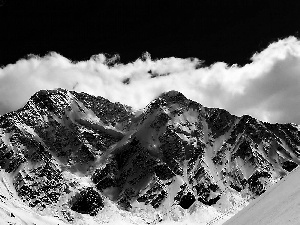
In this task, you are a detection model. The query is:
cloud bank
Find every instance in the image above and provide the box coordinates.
[1,37,300,124]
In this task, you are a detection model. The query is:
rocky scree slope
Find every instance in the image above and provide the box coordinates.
[0,88,300,223]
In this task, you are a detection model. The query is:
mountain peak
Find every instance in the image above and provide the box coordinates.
[160,90,185,97]
[158,90,188,104]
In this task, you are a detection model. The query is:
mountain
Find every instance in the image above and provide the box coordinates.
[0,88,300,224]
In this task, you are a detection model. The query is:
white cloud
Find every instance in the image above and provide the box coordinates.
[1,37,300,124]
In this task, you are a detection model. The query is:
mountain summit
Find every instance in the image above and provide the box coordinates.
[0,88,300,224]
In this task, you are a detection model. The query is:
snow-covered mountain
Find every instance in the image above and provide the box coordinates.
[0,88,300,224]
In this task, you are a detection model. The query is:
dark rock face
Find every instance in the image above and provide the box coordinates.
[70,187,103,216]
[195,183,221,205]
[247,171,271,196]
[206,108,237,138]
[14,163,64,208]
[136,183,167,209]
[1,88,300,218]
[178,192,196,209]
[91,161,118,191]
[282,160,298,172]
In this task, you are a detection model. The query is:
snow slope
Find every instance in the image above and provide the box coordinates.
[224,166,300,225]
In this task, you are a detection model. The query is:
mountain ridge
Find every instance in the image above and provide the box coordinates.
[0,88,300,224]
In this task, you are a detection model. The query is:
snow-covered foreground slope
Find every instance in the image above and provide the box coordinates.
[224,166,300,225]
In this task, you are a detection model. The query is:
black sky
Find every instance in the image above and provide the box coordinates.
[0,0,300,67]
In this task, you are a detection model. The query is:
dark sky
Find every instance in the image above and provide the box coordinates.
[0,0,299,67]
